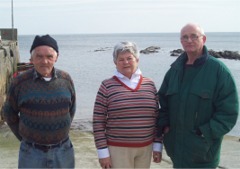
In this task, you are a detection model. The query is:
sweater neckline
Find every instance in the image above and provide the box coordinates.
[113,75,143,92]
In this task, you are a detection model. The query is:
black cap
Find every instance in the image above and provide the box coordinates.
[30,34,59,53]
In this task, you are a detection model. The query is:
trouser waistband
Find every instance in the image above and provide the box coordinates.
[24,137,69,152]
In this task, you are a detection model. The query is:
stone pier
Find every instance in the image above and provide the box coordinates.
[0,29,19,122]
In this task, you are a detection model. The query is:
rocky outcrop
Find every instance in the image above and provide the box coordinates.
[93,45,239,60]
[170,49,184,56]
[140,46,160,54]
[208,50,240,60]
[93,47,111,52]
[93,46,162,54]
[170,49,240,60]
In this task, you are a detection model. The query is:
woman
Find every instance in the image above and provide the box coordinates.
[93,42,162,169]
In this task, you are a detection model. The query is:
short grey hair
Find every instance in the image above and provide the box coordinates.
[181,23,205,36]
[30,47,58,58]
[113,41,139,63]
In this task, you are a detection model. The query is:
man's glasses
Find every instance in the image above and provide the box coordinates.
[181,34,203,42]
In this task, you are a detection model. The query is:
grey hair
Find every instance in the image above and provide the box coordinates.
[181,23,205,36]
[30,47,58,58]
[113,41,139,63]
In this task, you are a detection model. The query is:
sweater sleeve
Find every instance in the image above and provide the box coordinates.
[69,76,76,121]
[3,80,22,141]
[93,82,108,150]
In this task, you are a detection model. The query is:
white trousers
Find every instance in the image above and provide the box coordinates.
[109,144,152,169]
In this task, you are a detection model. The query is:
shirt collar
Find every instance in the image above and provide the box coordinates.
[33,67,58,80]
[114,68,142,80]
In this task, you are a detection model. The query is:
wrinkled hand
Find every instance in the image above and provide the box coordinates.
[99,157,112,169]
[153,151,162,163]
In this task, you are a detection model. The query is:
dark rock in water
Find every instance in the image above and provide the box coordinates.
[140,46,160,54]
[208,50,222,58]
[170,49,184,56]
[94,47,111,52]
[208,50,240,60]
[170,49,240,60]
[93,45,240,61]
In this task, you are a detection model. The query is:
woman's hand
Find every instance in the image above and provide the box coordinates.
[99,157,112,169]
[153,151,162,163]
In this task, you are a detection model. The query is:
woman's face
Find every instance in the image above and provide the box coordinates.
[115,51,139,79]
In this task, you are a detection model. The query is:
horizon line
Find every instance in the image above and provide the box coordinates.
[18,31,240,36]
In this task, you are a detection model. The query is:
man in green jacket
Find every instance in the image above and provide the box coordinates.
[158,23,239,168]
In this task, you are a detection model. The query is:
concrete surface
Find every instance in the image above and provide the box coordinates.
[0,120,239,169]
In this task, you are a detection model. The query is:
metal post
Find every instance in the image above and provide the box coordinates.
[11,0,14,40]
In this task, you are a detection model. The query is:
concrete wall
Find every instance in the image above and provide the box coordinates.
[0,40,19,122]
[0,28,18,41]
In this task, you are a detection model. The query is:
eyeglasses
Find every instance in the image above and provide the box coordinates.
[181,34,203,42]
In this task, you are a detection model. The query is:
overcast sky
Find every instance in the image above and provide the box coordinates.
[1,0,240,35]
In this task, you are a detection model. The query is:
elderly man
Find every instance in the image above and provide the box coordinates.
[3,35,76,168]
[158,23,239,168]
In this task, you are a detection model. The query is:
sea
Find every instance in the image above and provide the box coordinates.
[17,32,240,137]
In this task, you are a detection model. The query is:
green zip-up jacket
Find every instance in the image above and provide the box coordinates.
[158,46,239,168]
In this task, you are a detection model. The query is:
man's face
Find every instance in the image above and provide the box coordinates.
[30,46,58,77]
[180,25,206,55]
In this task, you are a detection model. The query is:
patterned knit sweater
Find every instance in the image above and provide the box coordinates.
[3,68,76,144]
[93,76,161,150]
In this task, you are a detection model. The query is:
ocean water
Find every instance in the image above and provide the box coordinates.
[18,33,240,136]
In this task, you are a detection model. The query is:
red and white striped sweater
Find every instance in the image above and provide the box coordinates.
[93,76,161,150]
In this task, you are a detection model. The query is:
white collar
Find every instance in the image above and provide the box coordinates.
[43,77,52,81]
[114,68,142,80]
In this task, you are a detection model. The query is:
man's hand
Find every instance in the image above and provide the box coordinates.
[153,151,162,163]
[99,157,112,169]
[163,126,170,134]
